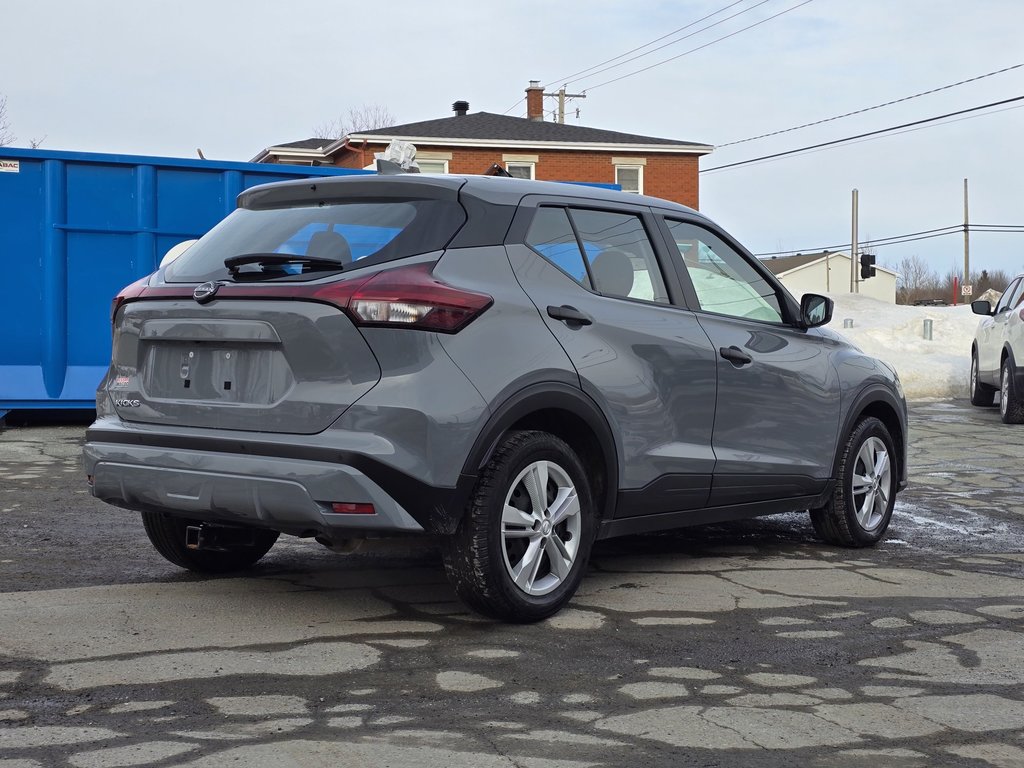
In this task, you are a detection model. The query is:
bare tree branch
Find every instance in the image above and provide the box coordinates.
[313,104,396,139]
[0,95,15,147]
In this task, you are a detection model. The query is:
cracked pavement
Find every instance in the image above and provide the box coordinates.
[1,400,1022,767]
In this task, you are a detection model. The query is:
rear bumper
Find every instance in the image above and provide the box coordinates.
[84,425,475,537]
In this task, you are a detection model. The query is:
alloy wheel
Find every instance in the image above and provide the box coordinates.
[500,460,581,596]
[850,436,891,531]
[1001,365,1009,418]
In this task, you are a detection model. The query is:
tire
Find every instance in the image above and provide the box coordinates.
[970,349,996,407]
[1000,358,1024,424]
[141,512,279,573]
[810,417,896,547]
[442,430,595,623]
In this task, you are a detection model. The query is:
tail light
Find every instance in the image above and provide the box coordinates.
[343,263,492,332]
[110,276,151,323]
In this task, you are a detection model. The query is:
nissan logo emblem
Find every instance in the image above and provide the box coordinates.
[193,281,220,304]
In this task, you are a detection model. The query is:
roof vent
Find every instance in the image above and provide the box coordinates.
[452,100,469,116]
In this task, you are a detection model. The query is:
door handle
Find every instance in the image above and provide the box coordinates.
[719,345,752,366]
[547,305,593,327]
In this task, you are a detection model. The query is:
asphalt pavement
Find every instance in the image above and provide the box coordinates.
[0,400,1022,767]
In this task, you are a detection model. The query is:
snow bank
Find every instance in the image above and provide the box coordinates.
[826,293,977,401]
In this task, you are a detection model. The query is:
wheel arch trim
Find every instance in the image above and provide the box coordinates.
[835,384,908,487]
[461,382,620,522]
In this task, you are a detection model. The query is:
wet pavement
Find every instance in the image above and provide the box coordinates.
[0,400,1022,767]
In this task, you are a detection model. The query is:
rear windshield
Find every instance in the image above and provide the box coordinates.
[164,198,466,282]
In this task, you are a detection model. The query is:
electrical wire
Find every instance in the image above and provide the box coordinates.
[560,0,774,89]
[717,63,1024,148]
[754,224,1024,259]
[501,0,791,115]
[753,228,960,257]
[723,101,1024,173]
[544,0,750,88]
[580,0,815,93]
[701,95,1024,173]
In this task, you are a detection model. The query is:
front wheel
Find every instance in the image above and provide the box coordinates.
[970,350,996,407]
[442,430,595,622]
[142,513,279,573]
[1000,359,1024,424]
[810,417,896,547]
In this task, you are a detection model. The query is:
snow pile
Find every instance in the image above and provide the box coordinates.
[826,293,978,401]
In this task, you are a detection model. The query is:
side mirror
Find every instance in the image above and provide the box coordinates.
[800,293,833,328]
[971,299,993,316]
[159,239,198,269]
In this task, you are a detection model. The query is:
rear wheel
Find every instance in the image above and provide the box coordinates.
[970,350,996,407]
[1000,358,1024,424]
[442,430,595,622]
[141,512,279,573]
[810,417,896,547]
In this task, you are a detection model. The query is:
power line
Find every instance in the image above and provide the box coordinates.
[754,227,960,257]
[717,63,1024,148]
[544,0,750,88]
[777,102,1024,165]
[561,0,774,89]
[700,95,1024,173]
[754,224,1024,259]
[580,0,815,93]
[501,0,758,116]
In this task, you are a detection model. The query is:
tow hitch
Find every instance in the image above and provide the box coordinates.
[185,524,260,551]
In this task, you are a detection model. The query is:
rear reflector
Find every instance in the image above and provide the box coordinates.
[329,502,376,515]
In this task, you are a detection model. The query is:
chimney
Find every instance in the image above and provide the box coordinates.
[526,81,544,121]
[452,100,469,117]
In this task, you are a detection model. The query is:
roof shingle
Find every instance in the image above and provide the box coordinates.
[349,112,707,148]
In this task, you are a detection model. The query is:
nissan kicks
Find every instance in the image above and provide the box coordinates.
[85,174,908,622]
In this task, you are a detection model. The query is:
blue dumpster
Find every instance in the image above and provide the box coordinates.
[0,148,370,416]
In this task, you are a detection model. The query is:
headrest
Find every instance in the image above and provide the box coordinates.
[591,249,634,297]
[307,230,352,264]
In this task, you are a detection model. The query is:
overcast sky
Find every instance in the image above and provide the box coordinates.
[3,0,1023,278]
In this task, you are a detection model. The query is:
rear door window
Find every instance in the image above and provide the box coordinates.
[569,209,669,304]
[524,207,592,288]
[164,199,465,282]
[523,205,670,304]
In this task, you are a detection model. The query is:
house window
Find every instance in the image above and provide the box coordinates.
[506,162,535,180]
[615,165,643,194]
[417,159,448,174]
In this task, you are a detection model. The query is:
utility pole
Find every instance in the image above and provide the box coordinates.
[850,189,859,294]
[543,86,586,124]
[963,178,970,286]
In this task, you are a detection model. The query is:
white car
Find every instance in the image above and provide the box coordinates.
[971,274,1024,423]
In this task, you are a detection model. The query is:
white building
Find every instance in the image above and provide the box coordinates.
[761,251,898,303]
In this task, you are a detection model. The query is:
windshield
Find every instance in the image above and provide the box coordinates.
[164,198,466,282]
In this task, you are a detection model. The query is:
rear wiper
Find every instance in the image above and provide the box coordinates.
[224,253,345,273]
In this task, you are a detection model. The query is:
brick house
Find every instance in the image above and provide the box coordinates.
[252,84,713,209]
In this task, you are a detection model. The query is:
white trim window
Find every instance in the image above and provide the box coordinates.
[506,161,535,180]
[416,159,449,174]
[615,164,643,194]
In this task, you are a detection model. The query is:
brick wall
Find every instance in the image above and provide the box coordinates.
[333,143,701,210]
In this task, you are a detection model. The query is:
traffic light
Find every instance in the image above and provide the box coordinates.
[860,253,876,280]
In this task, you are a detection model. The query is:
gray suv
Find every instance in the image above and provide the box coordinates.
[85,175,908,622]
